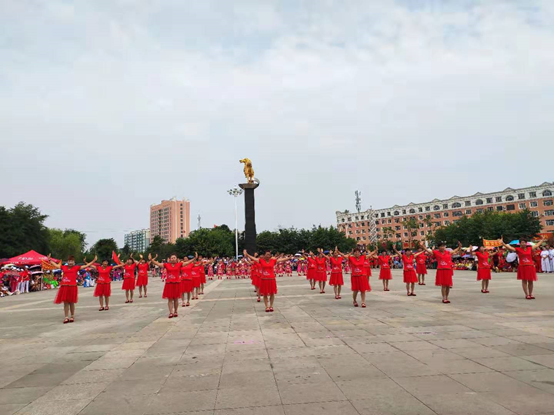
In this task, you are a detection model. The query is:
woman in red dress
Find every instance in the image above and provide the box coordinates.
[416,247,428,285]
[305,252,317,290]
[244,250,290,312]
[501,237,545,299]
[377,251,392,291]
[180,260,194,307]
[423,242,463,303]
[339,248,371,307]
[248,254,262,302]
[198,256,209,295]
[329,250,345,299]
[90,259,125,311]
[136,255,151,298]
[149,253,197,318]
[468,245,492,293]
[122,255,138,304]
[393,247,423,296]
[191,258,204,300]
[315,250,328,294]
[47,255,96,323]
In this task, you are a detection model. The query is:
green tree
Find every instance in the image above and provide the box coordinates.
[91,238,118,262]
[49,228,87,261]
[405,218,419,248]
[0,203,50,258]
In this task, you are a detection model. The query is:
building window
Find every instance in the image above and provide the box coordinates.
[496,197,502,202]
[487,207,494,211]
[544,200,553,206]
[375,220,379,225]
[544,190,553,197]
[361,222,365,226]
[418,207,423,212]
[380,213,385,218]
[452,202,462,208]
[443,212,449,217]
[404,232,408,237]
[497,206,503,211]
[545,210,554,216]
[420,231,425,236]
[395,226,401,231]
[388,219,392,224]
[396,234,401,238]
[476,209,484,213]
[529,191,537,198]
[395,219,400,223]
[443,204,448,209]
[476,199,483,205]
[532,211,539,217]
[453,211,463,217]
[518,193,525,200]
[433,205,440,211]
[361,216,365,220]
[464,201,470,206]
[341,219,345,223]
[506,205,515,211]
[506,195,514,201]
[402,210,406,214]
[387,212,392,216]
[435,222,441,226]
[530,201,538,207]
[425,206,431,211]
[434,213,441,219]
[465,209,472,215]
[546,220,554,226]
[486,198,493,203]
[519,203,526,209]
[444,220,450,225]
[393,211,399,216]
[355,216,359,220]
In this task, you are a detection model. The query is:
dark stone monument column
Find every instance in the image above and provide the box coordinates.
[239,182,259,255]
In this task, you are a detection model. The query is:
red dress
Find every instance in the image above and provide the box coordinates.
[315,257,327,282]
[122,264,136,290]
[136,263,149,287]
[259,258,278,295]
[378,256,392,280]
[433,250,453,287]
[251,262,261,287]
[191,264,202,288]
[54,265,80,304]
[162,263,182,299]
[416,253,428,275]
[94,266,112,297]
[363,257,372,277]
[475,252,491,280]
[402,255,418,283]
[199,264,206,284]
[180,264,193,294]
[516,247,537,281]
[329,257,344,286]
[349,256,371,292]
[307,258,317,280]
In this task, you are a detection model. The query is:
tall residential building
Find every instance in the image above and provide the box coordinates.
[124,229,151,252]
[150,198,191,244]
[336,182,554,247]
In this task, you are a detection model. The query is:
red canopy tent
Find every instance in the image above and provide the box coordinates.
[6,250,56,266]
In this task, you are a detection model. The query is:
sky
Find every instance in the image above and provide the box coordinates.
[1,0,554,248]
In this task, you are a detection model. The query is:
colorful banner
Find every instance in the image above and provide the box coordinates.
[483,239,503,248]
[41,260,56,271]
[112,251,121,265]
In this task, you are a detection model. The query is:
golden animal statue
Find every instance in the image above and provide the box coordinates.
[239,158,255,183]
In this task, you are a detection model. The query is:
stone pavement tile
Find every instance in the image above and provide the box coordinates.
[32,383,108,402]
[222,359,272,374]
[301,338,345,347]
[6,371,74,388]
[184,344,227,357]
[224,349,269,361]
[449,372,541,393]
[215,405,284,415]
[532,342,554,352]
[373,359,440,378]
[0,404,26,415]
[79,393,153,415]
[113,341,157,350]
[33,362,91,374]
[278,381,347,405]
[504,368,554,394]
[0,387,51,405]
[474,356,544,371]
[136,355,182,366]
[351,394,436,415]
[417,392,517,415]
[274,367,332,386]
[162,373,220,392]
[180,354,226,367]
[15,398,91,415]
[493,343,554,357]
[173,362,222,377]
[119,364,173,381]
[219,370,276,389]
[101,378,165,396]
[449,346,512,359]
[226,342,266,353]
[283,401,359,415]
[423,359,492,375]
[328,329,371,338]
[393,375,472,395]
[486,390,554,415]
[522,354,554,369]
[52,351,105,363]
[61,369,124,385]
[215,385,281,409]
[336,378,406,401]
[472,337,524,347]
[264,335,305,349]
[403,348,467,364]
[350,342,399,354]
[506,335,554,344]
[428,339,481,349]
[389,341,441,352]
[373,333,421,342]
[83,357,138,371]
[145,390,217,413]
[318,362,386,382]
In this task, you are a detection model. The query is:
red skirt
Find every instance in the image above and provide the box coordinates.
[477,268,492,281]
[517,266,537,281]
[181,279,193,293]
[416,264,427,275]
[403,270,418,283]
[252,274,260,287]
[200,273,206,284]
[329,272,344,286]
[192,277,201,288]
[379,268,392,280]
[351,275,371,292]
[136,274,148,286]
[315,270,327,282]
[435,269,453,287]
[163,282,181,299]
[364,267,372,277]
[94,283,111,297]
[122,278,135,291]
[307,268,316,280]
[259,278,277,295]
[54,285,78,304]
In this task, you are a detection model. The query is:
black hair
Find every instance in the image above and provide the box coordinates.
[437,242,447,247]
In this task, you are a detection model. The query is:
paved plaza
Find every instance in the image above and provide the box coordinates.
[1,271,554,415]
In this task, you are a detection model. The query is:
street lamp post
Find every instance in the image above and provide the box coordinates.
[227,187,243,261]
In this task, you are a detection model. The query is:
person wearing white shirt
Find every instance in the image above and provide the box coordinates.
[548,246,554,273]
[541,247,551,273]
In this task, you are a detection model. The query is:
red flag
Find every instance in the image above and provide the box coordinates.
[112,251,121,265]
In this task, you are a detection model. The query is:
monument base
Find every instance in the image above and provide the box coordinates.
[239,182,259,255]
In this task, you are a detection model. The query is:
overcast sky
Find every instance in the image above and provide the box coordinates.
[1,0,554,248]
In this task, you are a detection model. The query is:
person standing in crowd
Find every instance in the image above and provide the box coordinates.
[549,245,554,273]
[47,255,96,323]
[19,267,31,294]
[304,251,317,290]
[329,249,345,299]
[315,249,328,294]
[243,250,291,312]
[377,251,392,291]
[540,246,551,273]
[422,242,463,304]
[180,257,194,307]
[337,247,372,308]
[122,255,138,304]
[149,253,197,318]
[501,237,546,299]
[468,245,492,293]
[393,247,422,296]
[136,255,151,298]
[90,259,125,311]
[416,246,428,285]
[191,257,204,300]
